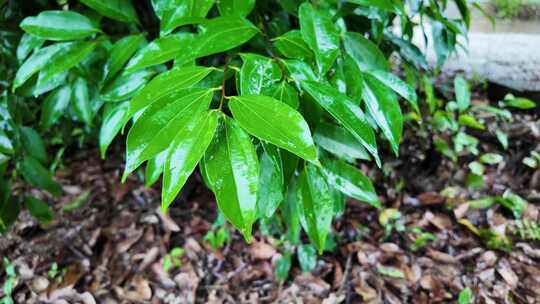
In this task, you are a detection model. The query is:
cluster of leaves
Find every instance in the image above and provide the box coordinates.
[2,0,473,252]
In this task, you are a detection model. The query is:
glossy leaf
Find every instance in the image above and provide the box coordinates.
[123,88,214,179]
[72,78,93,125]
[257,145,284,218]
[16,33,44,62]
[101,69,155,102]
[301,81,379,165]
[80,0,139,23]
[297,164,334,253]
[454,76,470,112]
[204,117,259,241]
[239,53,281,95]
[20,156,61,196]
[125,33,195,73]
[218,0,256,17]
[343,32,389,71]
[283,59,318,83]
[229,95,318,163]
[322,159,380,208]
[99,102,129,158]
[20,127,47,164]
[34,70,67,96]
[103,34,145,84]
[345,0,397,12]
[0,131,13,155]
[263,81,300,109]
[343,55,363,102]
[145,150,167,187]
[26,197,54,225]
[362,74,403,155]
[368,70,419,113]
[298,244,317,272]
[152,0,215,36]
[314,122,370,162]
[299,3,340,75]
[20,11,100,41]
[273,30,313,60]
[162,110,219,209]
[40,86,72,128]
[38,41,97,86]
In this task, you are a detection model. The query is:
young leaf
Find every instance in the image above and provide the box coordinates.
[297,164,334,253]
[80,0,139,23]
[343,32,389,71]
[19,156,61,196]
[40,86,72,128]
[103,34,145,84]
[362,74,403,155]
[239,53,281,95]
[26,197,54,225]
[229,95,318,163]
[273,30,313,59]
[322,159,380,208]
[16,33,44,62]
[123,88,215,179]
[301,81,379,165]
[20,11,100,41]
[314,122,371,163]
[298,3,340,75]
[162,110,219,210]
[204,117,259,241]
[454,76,470,112]
[217,0,256,17]
[72,78,93,125]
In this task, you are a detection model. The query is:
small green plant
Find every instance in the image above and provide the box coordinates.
[378,208,406,238]
[204,212,231,250]
[522,151,540,169]
[458,287,473,304]
[163,247,184,272]
[410,227,437,251]
[1,258,16,304]
[513,220,540,240]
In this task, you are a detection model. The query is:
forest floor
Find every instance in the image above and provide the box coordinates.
[1,89,540,303]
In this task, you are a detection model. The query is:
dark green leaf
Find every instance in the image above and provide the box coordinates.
[322,159,380,208]
[257,145,284,218]
[314,122,370,162]
[26,197,54,225]
[80,0,139,23]
[20,156,61,196]
[239,53,281,95]
[275,253,291,281]
[162,110,219,209]
[72,78,93,125]
[273,30,313,59]
[101,69,155,102]
[297,164,334,253]
[20,11,100,41]
[362,74,402,155]
[204,116,259,241]
[0,131,13,155]
[301,81,379,165]
[40,85,72,128]
[299,3,340,75]
[218,0,255,17]
[0,198,20,234]
[20,127,47,164]
[343,54,363,102]
[103,34,145,84]
[343,32,389,71]
[99,101,129,158]
[229,95,318,163]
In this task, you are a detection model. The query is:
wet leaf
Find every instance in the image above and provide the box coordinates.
[217,0,255,17]
[16,33,44,62]
[239,53,281,95]
[344,32,389,71]
[152,0,215,36]
[314,122,370,162]
[40,86,72,128]
[80,0,138,23]
[20,11,100,41]
[273,30,313,59]
[103,34,145,84]
[26,197,54,225]
[298,244,317,272]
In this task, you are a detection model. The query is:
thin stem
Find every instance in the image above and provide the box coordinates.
[219,56,230,110]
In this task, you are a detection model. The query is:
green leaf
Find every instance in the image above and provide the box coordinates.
[101,69,155,102]
[257,144,284,218]
[37,41,98,87]
[283,59,318,83]
[298,3,340,75]
[275,253,292,281]
[229,95,318,163]
[152,0,215,36]
[239,53,281,95]
[103,34,145,84]
[458,287,473,304]
[0,198,20,234]
[34,70,67,96]
[20,11,100,41]
[273,30,313,60]
[362,74,403,155]
[72,78,93,125]
[345,0,397,12]
[283,177,301,244]
[204,116,259,241]
[123,88,215,179]
[80,0,139,23]
[0,131,13,155]
[503,95,536,109]
[322,159,380,208]
[40,86,72,128]
[454,76,470,112]
[26,197,54,225]
[162,110,219,209]
[343,54,363,102]
[297,164,334,253]
[145,150,167,187]
[125,33,195,73]
[13,42,69,91]
[495,129,508,150]
[263,81,300,109]
[99,102,129,158]
[20,127,47,164]
[297,244,317,272]
[20,156,61,196]
[314,123,371,162]
[218,0,256,17]
[458,114,485,130]
[368,70,419,113]
[344,32,389,71]
[300,81,379,165]
[16,33,44,62]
